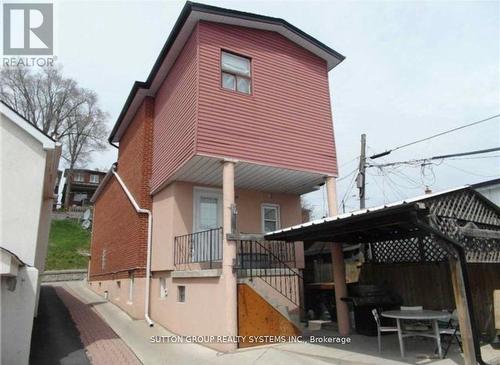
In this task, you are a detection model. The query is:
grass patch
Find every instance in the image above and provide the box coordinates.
[45,219,90,270]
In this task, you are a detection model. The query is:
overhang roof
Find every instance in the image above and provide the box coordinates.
[109,1,345,143]
[265,186,499,242]
[151,154,329,195]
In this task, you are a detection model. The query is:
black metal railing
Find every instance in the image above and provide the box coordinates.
[174,228,223,268]
[236,240,303,306]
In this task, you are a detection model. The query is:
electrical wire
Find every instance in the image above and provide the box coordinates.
[367,147,500,168]
[370,114,500,158]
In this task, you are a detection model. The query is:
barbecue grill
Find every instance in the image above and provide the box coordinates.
[341,284,402,336]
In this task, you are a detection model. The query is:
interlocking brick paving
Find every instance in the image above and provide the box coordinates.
[54,286,141,365]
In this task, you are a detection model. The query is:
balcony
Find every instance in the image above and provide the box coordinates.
[174,228,223,271]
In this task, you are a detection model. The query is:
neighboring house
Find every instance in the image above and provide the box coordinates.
[0,101,61,365]
[89,2,344,351]
[61,168,106,209]
[472,178,500,206]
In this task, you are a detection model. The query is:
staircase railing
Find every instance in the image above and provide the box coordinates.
[235,239,303,306]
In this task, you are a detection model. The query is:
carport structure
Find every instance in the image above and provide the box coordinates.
[266,186,500,365]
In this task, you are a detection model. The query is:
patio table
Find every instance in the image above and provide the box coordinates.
[381,310,450,359]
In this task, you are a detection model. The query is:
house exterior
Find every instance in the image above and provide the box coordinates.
[88,2,344,351]
[61,168,106,209]
[0,101,61,365]
[472,178,500,206]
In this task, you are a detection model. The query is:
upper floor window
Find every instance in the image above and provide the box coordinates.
[74,173,84,182]
[90,174,99,184]
[221,51,251,94]
[261,204,280,233]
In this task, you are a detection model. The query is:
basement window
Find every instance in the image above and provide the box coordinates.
[128,274,134,303]
[101,249,107,270]
[160,277,167,299]
[221,51,251,94]
[177,285,186,303]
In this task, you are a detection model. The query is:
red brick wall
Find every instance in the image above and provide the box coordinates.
[89,97,154,280]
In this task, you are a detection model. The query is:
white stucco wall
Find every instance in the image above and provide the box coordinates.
[1,105,60,365]
[1,266,39,365]
[1,116,47,267]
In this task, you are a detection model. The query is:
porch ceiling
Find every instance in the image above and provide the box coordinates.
[162,155,329,195]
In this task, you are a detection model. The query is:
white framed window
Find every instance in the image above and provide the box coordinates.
[177,285,186,303]
[90,174,99,183]
[128,274,134,303]
[261,204,280,233]
[159,277,167,299]
[73,192,88,202]
[74,173,84,182]
[221,51,251,94]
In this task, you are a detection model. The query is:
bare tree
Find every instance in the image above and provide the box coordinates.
[301,198,313,223]
[62,91,108,170]
[0,66,88,138]
[1,65,109,208]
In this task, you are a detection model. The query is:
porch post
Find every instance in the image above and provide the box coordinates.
[325,176,350,336]
[222,159,238,347]
[449,255,477,365]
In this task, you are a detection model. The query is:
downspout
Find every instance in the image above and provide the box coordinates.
[412,215,488,365]
[111,165,154,327]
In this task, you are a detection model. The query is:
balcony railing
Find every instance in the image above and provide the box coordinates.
[174,227,223,268]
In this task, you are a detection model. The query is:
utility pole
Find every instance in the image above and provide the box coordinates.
[356,134,366,209]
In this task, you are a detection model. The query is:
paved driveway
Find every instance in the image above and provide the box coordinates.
[30,285,90,364]
[41,281,500,365]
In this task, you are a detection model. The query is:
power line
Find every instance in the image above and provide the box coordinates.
[367,147,500,168]
[370,114,500,159]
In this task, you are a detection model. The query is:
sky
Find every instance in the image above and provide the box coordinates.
[45,0,499,217]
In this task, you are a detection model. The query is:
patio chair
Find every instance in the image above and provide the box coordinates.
[400,306,431,332]
[372,308,398,353]
[439,310,462,357]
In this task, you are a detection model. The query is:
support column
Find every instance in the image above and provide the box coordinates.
[325,176,350,336]
[449,255,476,365]
[222,160,238,348]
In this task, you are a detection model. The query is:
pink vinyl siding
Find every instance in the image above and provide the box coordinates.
[151,27,199,192]
[197,21,337,175]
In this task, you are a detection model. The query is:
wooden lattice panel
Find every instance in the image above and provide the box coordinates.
[370,236,447,263]
[429,190,500,226]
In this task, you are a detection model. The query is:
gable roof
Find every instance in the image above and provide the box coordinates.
[1,100,57,150]
[109,1,345,144]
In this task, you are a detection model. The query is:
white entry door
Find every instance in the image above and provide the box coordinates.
[193,188,222,261]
